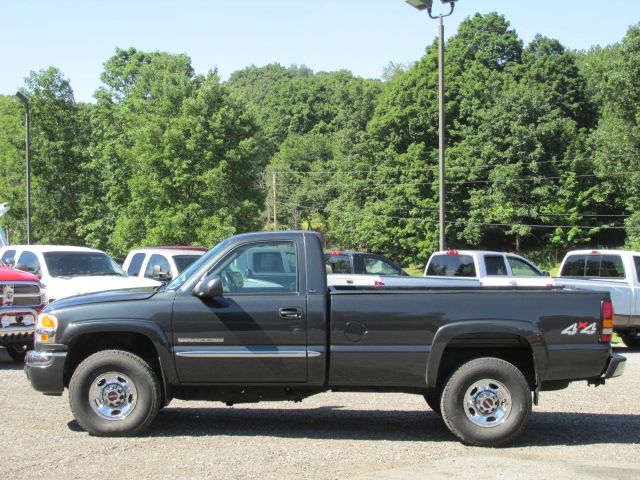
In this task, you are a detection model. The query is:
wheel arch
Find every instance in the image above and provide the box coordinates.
[426,320,547,392]
[62,320,176,404]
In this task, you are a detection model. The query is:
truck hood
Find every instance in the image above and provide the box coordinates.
[46,276,161,302]
[46,288,158,310]
[0,266,40,282]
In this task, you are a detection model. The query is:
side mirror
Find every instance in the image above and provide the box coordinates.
[193,274,224,299]
[5,258,15,268]
[152,264,172,282]
[542,271,550,277]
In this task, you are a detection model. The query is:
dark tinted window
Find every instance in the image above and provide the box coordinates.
[634,257,640,282]
[561,254,625,278]
[145,254,171,279]
[484,255,508,276]
[560,255,586,276]
[43,252,125,277]
[325,254,352,274]
[174,255,201,274]
[427,254,476,277]
[127,253,145,276]
[599,255,625,278]
[17,251,41,275]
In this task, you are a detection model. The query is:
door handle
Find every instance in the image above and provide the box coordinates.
[279,307,303,319]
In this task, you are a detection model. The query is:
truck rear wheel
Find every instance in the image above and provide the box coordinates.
[440,357,531,447]
[69,350,161,436]
[423,391,441,416]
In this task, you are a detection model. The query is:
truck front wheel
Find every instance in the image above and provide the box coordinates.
[440,357,531,447]
[69,350,161,436]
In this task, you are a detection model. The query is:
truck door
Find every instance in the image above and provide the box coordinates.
[171,240,308,383]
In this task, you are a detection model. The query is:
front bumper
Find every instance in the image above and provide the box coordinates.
[0,308,36,346]
[24,350,67,395]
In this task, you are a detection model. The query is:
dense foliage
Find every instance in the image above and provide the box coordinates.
[1,14,640,267]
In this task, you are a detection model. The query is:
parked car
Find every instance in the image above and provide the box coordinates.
[554,249,640,348]
[122,246,207,282]
[424,250,552,287]
[26,231,624,447]
[0,263,46,362]
[325,251,408,276]
[0,245,160,303]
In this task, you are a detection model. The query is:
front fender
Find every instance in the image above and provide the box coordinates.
[61,319,178,386]
[426,319,547,390]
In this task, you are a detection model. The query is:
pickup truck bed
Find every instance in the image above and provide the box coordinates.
[25,231,625,447]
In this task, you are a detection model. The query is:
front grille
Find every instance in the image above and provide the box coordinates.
[0,282,42,308]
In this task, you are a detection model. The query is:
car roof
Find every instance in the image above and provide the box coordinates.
[2,244,104,254]
[128,247,208,256]
[432,250,525,257]
[564,249,640,256]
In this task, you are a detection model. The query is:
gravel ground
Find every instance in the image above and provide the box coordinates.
[1,346,638,479]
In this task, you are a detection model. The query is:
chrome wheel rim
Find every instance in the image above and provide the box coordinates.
[89,371,137,421]
[464,378,511,428]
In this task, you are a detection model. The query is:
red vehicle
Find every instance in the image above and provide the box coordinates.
[0,263,46,362]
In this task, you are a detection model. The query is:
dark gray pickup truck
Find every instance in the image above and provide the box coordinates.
[25,231,625,446]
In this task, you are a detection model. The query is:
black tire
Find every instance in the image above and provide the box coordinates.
[7,343,32,363]
[440,357,532,447]
[620,334,640,349]
[424,391,442,416]
[69,350,161,437]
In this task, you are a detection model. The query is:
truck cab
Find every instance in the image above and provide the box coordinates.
[555,249,640,347]
[424,250,551,287]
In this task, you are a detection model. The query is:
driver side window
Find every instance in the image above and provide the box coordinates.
[211,241,298,294]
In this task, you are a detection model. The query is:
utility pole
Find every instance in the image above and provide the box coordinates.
[405,0,457,251]
[272,172,277,230]
[15,92,31,245]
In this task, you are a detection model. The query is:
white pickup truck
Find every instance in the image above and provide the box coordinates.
[554,249,640,348]
[424,250,552,287]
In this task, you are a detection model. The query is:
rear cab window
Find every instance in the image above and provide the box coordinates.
[561,254,625,278]
[427,254,476,277]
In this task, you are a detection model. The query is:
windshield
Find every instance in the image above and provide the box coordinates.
[43,251,126,277]
[165,239,229,291]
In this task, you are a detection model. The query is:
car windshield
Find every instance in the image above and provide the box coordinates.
[43,251,126,277]
[173,254,203,274]
[165,240,228,291]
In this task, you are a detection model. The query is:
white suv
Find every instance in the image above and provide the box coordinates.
[122,247,207,282]
[0,245,160,302]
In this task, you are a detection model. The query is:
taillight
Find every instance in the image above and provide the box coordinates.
[374,280,385,286]
[600,299,614,343]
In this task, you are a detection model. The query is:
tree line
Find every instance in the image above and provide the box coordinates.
[1,13,639,268]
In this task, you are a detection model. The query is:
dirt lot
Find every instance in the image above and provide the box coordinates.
[1,346,639,480]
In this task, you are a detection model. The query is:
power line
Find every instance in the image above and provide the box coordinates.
[275,201,640,231]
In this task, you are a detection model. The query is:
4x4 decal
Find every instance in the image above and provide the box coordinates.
[561,322,597,335]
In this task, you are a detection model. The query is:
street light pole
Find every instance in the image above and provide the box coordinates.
[15,92,31,245]
[405,0,456,251]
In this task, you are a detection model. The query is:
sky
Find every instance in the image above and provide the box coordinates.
[1,0,638,103]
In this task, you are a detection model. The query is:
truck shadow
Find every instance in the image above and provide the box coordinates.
[68,406,639,445]
[0,350,22,370]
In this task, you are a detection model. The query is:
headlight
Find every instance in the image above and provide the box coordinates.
[35,313,58,343]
